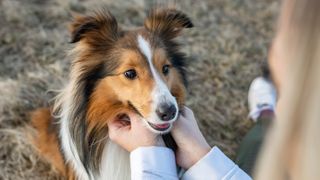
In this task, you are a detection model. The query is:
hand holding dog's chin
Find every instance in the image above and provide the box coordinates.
[107,113,165,152]
[172,107,211,170]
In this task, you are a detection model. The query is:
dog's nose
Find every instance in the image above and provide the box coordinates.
[156,104,177,121]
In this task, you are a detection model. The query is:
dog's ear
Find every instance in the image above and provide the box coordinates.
[144,8,193,39]
[70,10,119,47]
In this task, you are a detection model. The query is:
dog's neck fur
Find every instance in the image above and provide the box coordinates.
[58,84,130,180]
[99,141,130,180]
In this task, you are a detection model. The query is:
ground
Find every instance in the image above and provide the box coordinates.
[0,0,278,179]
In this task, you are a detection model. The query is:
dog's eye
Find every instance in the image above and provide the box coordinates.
[124,69,137,80]
[162,65,170,75]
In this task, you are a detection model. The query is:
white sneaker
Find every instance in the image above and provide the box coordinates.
[248,77,277,121]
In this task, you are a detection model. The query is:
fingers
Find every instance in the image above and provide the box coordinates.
[174,106,198,133]
[108,112,139,130]
[107,112,145,142]
[127,112,140,125]
[181,106,194,117]
[127,113,148,130]
[107,112,164,152]
[177,106,193,124]
[109,119,130,130]
[107,115,131,142]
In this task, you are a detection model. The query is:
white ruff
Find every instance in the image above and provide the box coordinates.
[98,141,131,180]
[59,84,131,180]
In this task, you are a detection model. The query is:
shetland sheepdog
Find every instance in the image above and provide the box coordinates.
[31,7,193,180]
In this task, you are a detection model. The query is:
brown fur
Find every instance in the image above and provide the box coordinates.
[144,7,193,39]
[31,109,77,179]
[30,108,67,176]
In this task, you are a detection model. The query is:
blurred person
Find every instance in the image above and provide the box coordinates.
[222,0,320,179]
[254,0,320,179]
[235,76,276,175]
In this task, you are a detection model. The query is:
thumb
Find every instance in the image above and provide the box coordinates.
[128,113,143,128]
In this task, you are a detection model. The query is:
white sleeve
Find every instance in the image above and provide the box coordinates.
[182,146,252,180]
[130,146,178,180]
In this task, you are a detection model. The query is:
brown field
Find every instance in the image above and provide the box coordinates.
[0,0,279,179]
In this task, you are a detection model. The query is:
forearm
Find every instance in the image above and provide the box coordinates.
[182,146,252,180]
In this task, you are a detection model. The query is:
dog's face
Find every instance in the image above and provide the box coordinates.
[69,8,192,134]
[98,38,182,133]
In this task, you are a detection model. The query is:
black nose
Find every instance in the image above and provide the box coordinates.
[156,104,177,121]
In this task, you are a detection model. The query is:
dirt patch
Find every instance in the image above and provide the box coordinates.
[0,0,279,179]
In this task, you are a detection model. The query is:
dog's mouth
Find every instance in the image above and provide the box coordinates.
[117,113,171,132]
[147,122,171,131]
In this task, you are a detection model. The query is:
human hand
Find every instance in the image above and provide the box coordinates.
[171,107,211,169]
[107,113,165,152]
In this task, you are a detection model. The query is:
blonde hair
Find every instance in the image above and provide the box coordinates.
[255,0,320,179]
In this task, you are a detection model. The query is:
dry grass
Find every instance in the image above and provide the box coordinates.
[0,0,279,179]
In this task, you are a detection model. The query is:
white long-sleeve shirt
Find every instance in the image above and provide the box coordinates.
[130,146,252,180]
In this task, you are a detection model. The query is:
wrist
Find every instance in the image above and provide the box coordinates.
[130,136,165,152]
[194,143,211,160]
[186,142,211,169]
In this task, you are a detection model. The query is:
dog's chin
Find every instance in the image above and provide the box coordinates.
[145,121,173,134]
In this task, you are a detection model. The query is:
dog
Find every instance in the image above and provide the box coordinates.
[31,7,193,180]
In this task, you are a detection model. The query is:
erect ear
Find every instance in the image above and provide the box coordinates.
[69,10,119,46]
[144,8,193,39]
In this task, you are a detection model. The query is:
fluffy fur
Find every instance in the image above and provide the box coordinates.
[31,7,193,180]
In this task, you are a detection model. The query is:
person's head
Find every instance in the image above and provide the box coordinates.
[256,0,320,179]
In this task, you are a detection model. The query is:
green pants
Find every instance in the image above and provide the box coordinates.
[235,117,271,176]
